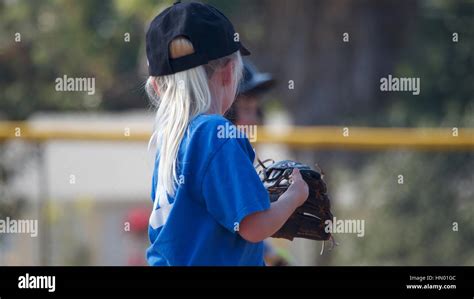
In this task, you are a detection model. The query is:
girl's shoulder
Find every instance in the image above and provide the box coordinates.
[189,114,232,138]
[187,114,252,152]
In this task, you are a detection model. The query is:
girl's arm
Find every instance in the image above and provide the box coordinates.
[238,168,309,243]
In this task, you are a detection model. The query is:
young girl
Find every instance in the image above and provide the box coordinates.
[145,1,308,266]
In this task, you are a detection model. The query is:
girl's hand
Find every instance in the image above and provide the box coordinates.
[285,168,309,207]
[238,168,310,243]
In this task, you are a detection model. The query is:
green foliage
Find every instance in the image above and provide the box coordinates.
[329,150,474,266]
[320,1,474,266]
[0,0,171,120]
[388,0,474,127]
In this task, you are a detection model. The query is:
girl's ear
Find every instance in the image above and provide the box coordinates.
[151,77,160,96]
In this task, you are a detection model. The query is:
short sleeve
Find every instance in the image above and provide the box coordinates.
[201,138,270,233]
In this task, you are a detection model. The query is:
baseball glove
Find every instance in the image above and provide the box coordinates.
[256,159,336,248]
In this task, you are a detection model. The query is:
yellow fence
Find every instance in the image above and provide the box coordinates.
[0,122,473,151]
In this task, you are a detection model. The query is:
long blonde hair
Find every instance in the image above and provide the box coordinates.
[146,37,243,205]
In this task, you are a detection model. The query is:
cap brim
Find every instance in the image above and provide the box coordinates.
[239,74,275,96]
[239,44,251,56]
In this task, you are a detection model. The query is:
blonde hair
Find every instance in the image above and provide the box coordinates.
[146,37,243,206]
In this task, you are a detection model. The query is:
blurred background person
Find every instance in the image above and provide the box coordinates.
[124,208,149,266]
[224,60,274,126]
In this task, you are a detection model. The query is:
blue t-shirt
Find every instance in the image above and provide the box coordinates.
[146,114,270,266]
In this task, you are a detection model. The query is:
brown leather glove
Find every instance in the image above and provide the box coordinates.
[257,159,334,241]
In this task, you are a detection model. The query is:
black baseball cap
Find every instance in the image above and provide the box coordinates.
[146,1,251,76]
[239,60,275,96]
